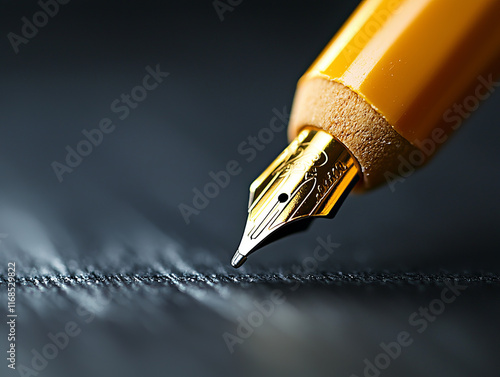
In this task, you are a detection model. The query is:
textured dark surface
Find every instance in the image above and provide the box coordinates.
[3,271,500,289]
[1,0,500,376]
[2,265,500,377]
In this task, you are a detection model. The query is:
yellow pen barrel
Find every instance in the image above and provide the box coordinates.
[289,0,500,189]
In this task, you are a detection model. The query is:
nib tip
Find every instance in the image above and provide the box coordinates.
[231,251,247,268]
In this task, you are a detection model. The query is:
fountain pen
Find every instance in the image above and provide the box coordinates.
[232,0,500,267]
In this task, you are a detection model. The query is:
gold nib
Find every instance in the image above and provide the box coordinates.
[231,127,360,268]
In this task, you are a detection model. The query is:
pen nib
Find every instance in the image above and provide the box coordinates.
[231,127,360,268]
[231,250,246,268]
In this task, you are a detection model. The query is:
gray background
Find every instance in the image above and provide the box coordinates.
[0,1,499,376]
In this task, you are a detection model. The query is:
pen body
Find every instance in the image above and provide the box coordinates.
[289,0,500,189]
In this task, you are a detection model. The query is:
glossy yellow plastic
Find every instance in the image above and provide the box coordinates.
[301,0,500,144]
